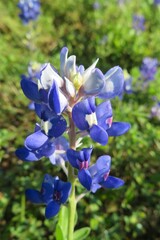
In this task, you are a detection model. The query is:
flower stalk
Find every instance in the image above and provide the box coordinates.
[67,111,77,240]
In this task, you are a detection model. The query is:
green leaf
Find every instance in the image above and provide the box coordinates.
[73,227,91,240]
[55,224,66,240]
[58,206,68,238]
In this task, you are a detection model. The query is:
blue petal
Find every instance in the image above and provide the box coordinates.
[90,125,108,145]
[48,115,67,138]
[39,88,48,103]
[41,182,53,203]
[101,176,124,189]
[43,174,54,185]
[15,147,40,161]
[83,68,104,95]
[45,201,60,219]
[90,183,101,193]
[60,47,68,77]
[83,147,93,163]
[53,136,69,151]
[25,189,43,204]
[72,100,89,130]
[40,63,63,89]
[107,122,131,136]
[72,98,95,130]
[40,142,55,157]
[25,130,48,150]
[65,55,77,79]
[48,81,68,114]
[98,66,124,99]
[96,100,112,120]
[49,153,57,165]
[96,155,111,171]
[35,103,53,121]
[78,169,92,191]
[21,76,40,102]
[66,149,79,169]
[59,182,72,203]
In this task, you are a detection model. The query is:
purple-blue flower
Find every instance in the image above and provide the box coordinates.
[67,147,93,170]
[78,155,124,193]
[67,149,124,192]
[25,174,71,218]
[98,66,124,99]
[67,151,124,193]
[93,1,100,10]
[140,57,158,81]
[72,97,131,145]
[133,15,145,32]
[154,0,160,5]
[15,120,67,162]
[18,0,41,24]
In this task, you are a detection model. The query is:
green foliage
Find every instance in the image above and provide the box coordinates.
[73,227,91,240]
[55,206,68,240]
[0,0,160,239]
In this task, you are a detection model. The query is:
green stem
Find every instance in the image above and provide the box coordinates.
[67,112,77,240]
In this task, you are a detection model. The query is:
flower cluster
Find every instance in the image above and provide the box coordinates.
[16,47,130,218]
[140,57,158,81]
[18,0,40,24]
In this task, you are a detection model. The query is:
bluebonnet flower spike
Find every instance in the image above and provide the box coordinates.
[18,0,41,24]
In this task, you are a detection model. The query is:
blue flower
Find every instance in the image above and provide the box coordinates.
[93,2,100,10]
[98,66,124,99]
[18,0,40,24]
[140,57,158,81]
[20,74,46,103]
[60,47,124,98]
[67,147,93,169]
[154,0,160,5]
[72,97,131,145]
[133,15,145,32]
[15,119,67,161]
[60,47,104,96]
[78,155,124,193]
[25,174,71,218]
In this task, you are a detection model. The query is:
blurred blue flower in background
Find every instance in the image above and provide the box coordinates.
[154,0,160,5]
[140,57,158,81]
[133,14,145,32]
[18,0,41,24]
[26,174,71,218]
[93,1,100,10]
[150,101,160,120]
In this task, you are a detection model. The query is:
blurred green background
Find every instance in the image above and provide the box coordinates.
[0,0,160,239]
